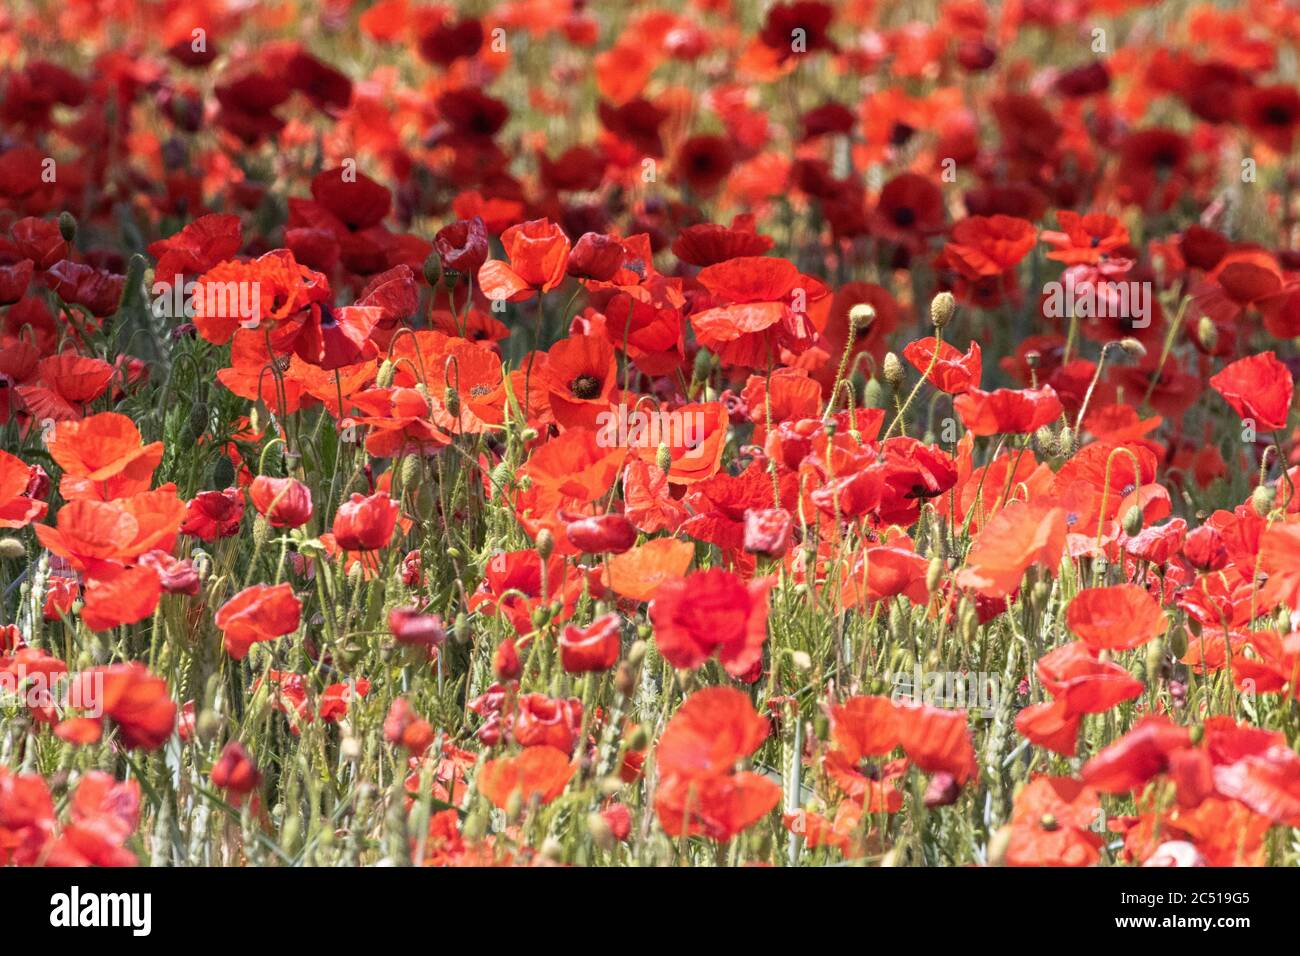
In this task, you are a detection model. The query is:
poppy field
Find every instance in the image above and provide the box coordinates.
[2,0,1300,871]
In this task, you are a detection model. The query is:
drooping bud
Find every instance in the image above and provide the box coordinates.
[848,302,876,332]
[655,442,672,473]
[1118,337,1146,359]
[58,211,78,243]
[1122,505,1143,537]
[1252,484,1276,516]
[0,538,26,560]
[1057,425,1074,457]
[376,359,395,388]
[1196,316,1218,352]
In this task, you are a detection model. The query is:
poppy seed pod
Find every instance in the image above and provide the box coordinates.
[929,291,955,329]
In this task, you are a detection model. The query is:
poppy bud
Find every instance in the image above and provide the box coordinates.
[1057,425,1074,456]
[1251,484,1275,516]
[1145,637,1165,679]
[626,724,649,751]
[693,347,716,381]
[332,491,399,551]
[588,811,616,851]
[1118,337,1146,359]
[566,232,624,281]
[535,528,555,559]
[389,606,446,647]
[848,302,876,331]
[1169,626,1188,658]
[1025,349,1041,370]
[1034,425,1057,457]
[929,291,955,329]
[862,378,885,408]
[453,612,470,644]
[422,250,442,287]
[1196,316,1218,352]
[813,712,829,739]
[376,359,395,388]
[655,442,672,473]
[565,514,637,554]
[494,637,521,680]
[743,507,793,557]
[186,402,209,444]
[443,386,460,417]
[211,741,260,795]
[505,788,523,823]
[883,352,903,388]
[1122,505,1143,536]
[58,211,77,243]
[627,640,647,667]
[1188,724,1204,745]
[196,709,222,744]
[791,650,812,672]
[520,426,538,442]
[0,538,25,560]
[926,557,944,593]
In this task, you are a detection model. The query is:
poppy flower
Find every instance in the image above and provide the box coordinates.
[0,449,47,528]
[902,337,981,394]
[1005,776,1102,867]
[148,213,243,280]
[650,568,772,678]
[248,475,313,528]
[758,2,838,60]
[873,173,945,247]
[674,135,735,195]
[743,507,793,557]
[68,663,177,751]
[1209,351,1293,432]
[1081,717,1192,794]
[433,216,489,280]
[384,698,435,755]
[692,257,829,368]
[16,352,115,423]
[332,492,400,552]
[80,564,162,632]
[564,513,637,554]
[559,613,622,673]
[479,219,570,302]
[537,333,617,430]
[1237,84,1300,153]
[388,607,446,648]
[46,412,164,502]
[672,222,774,267]
[1066,584,1167,652]
[1040,211,1129,266]
[180,488,245,541]
[954,385,1063,436]
[214,583,302,659]
[478,746,575,811]
[211,741,261,799]
[955,498,1067,599]
[603,537,695,602]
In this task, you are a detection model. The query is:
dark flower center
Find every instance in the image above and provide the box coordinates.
[892,206,917,227]
[570,375,602,399]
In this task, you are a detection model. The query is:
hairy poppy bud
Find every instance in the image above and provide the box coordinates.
[1145,637,1165,679]
[494,638,521,680]
[929,291,955,329]
[453,612,470,644]
[883,351,903,388]
[862,377,884,408]
[848,302,876,331]
[1024,349,1041,370]
[926,556,944,593]
[1252,484,1275,516]
[791,650,812,672]
[376,359,395,388]
[626,724,649,751]
[565,514,637,554]
[1122,505,1143,536]
[0,537,25,560]
[1196,316,1218,352]
[588,811,616,851]
[655,442,672,473]
[1034,425,1057,457]
[535,528,555,559]
[1057,425,1074,456]
[58,211,77,243]
[1118,337,1146,359]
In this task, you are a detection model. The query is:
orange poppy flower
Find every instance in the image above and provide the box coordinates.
[650,568,772,678]
[46,412,164,501]
[0,449,46,528]
[15,352,114,422]
[1066,584,1167,651]
[1005,776,1102,867]
[602,537,694,602]
[477,745,575,810]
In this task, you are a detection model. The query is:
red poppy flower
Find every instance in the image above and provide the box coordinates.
[954,385,1063,436]
[902,337,981,394]
[559,613,622,673]
[1005,776,1102,867]
[0,449,47,529]
[332,491,400,552]
[211,741,261,799]
[180,487,245,541]
[214,583,302,660]
[248,475,313,528]
[1066,584,1167,652]
[69,663,177,751]
[1209,351,1293,432]
[650,568,772,678]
